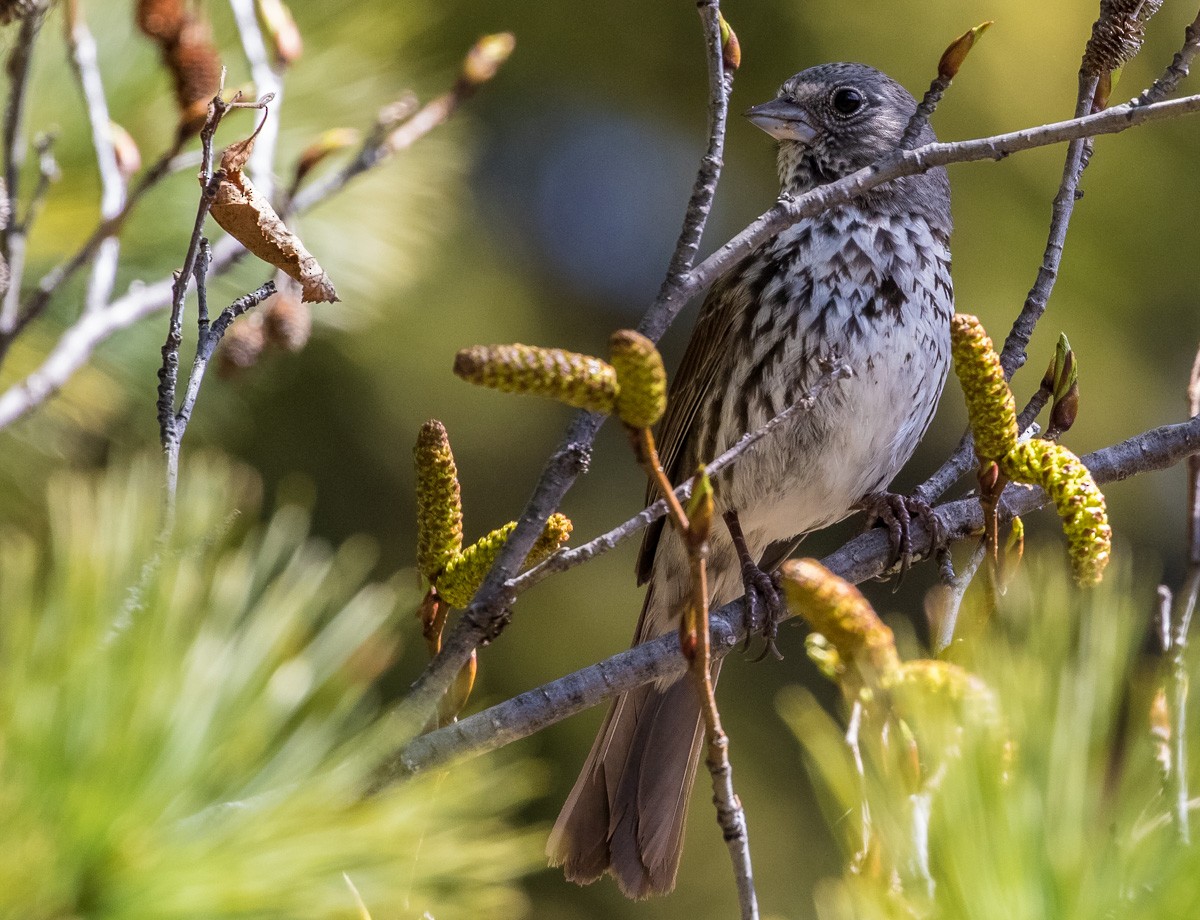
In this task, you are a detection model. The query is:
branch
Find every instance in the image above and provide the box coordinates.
[380,414,1200,781]
[1137,7,1200,106]
[64,0,127,314]
[393,5,735,739]
[289,33,514,216]
[0,37,514,430]
[0,1,50,331]
[229,0,283,197]
[4,140,183,351]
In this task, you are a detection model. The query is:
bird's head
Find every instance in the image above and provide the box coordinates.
[746,62,931,195]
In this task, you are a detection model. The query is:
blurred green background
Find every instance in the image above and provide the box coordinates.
[2,0,1199,916]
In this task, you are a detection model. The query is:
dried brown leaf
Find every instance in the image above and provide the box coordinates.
[211,128,338,303]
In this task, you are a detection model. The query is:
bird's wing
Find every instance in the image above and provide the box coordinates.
[635,272,749,585]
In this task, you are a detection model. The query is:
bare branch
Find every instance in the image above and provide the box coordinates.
[0,0,51,330]
[0,37,515,429]
[381,414,1200,781]
[229,0,283,197]
[290,34,513,215]
[64,0,127,314]
[1137,7,1200,106]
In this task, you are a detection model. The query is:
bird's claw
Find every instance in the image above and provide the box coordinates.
[860,491,944,582]
[723,509,787,661]
[739,562,786,662]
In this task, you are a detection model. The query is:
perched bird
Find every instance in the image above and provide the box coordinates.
[548,63,954,898]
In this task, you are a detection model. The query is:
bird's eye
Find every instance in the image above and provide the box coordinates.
[831,87,864,116]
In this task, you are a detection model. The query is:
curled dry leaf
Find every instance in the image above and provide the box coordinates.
[210,116,339,303]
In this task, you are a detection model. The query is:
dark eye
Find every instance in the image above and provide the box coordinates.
[832,87,864,116]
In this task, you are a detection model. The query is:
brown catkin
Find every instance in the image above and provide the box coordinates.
[263,290,312,352]
[217,318,266,377]
[1083,0,1164,75]
[0,0,43,26]
[134,0,184,42]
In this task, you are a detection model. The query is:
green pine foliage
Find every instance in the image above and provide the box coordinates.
[0,454,541,919]
[781,560,1200,920]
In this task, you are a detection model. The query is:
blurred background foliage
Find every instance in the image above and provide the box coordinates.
[0,0,1197,917]
[0,453,542,919]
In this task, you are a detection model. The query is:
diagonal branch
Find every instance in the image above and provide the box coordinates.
[379,414,1200,783]
[64,0,128,314]
[508,363,850,596]
[393,1,735,739]
[1,1,51,332]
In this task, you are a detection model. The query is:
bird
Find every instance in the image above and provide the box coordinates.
[547,62,954,899]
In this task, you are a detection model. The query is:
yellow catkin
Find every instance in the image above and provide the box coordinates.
[414,420,464,581]
[609,330,667,429]
[779,559,901,681]
[454,343,619,415]
[1000,439,1112,586]
[950,314,1018,460]
[529,512,573,565]
[437,513,572,608]
[804,632,845,682]
[886,659,999,725]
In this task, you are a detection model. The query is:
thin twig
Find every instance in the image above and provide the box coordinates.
[20,132,57,233]
[1169,570,1197,845]
[0,0,49,330]
[176,274,276,437]
[900,75,952,150]
[996,69,1099,378]
[1137,8,1200,106]
[229,0,283,198]
[1187,344,1200,564]
[378,415,1200,782]
[64,0,127,314]
[6,140,183,352]
[1162,344,1200,844]
[645,0,733,327]
[156,91,272,516]
[631,426,691,532]
[289,45,494,217]
[509,363,850,596]
[686,486,760,920]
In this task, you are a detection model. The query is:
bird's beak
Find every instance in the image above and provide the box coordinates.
[744,99,817,145]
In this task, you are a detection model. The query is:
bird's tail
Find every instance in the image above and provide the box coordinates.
[547,648,720,898]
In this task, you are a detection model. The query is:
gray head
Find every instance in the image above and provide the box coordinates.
[746,63,950,229]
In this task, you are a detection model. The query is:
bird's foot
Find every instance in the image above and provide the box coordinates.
[723,510,786,662]
[859,491,945,580]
